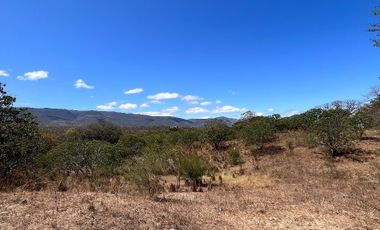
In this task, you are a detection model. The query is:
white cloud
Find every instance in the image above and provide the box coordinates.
[74,79,94,89]
[125,88,144,95]
[163,106,179,113]
[216,100,222,104]
[119,103,138,110]
[97,101,117,111]
[141,111,173,117]
[148,92,179,100]
[267,108,274,112]
[214,105,247,114]
[229,90,239,95]
[0,70,9,77]
[150,100,164,104]
[140,103,149,108]
[200,101,212,106]
[186,107,210,114]
[141,106,179,117]
[17,70,48,81]
[255,112,264,116]
[181,95,203,103]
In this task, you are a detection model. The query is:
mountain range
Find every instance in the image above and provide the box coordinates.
[27,108,237,128]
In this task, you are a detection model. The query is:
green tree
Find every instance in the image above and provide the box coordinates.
[362,87,380,128]
[0,83,41,179]
[241,117,276,150]
[311,108,364,156]
[204,121,231,150]
[42,140,116,177]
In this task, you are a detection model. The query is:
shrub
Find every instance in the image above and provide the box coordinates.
[179,154,210,189]
[39,129,59,154]
[226,148,243,165]
[41,140,117,177]
[117,134,146,156]
[361,89,380,129]
[204,121,231,150]
[0,83,41,179]
[240,117,276,150]
[311,108,364,156]
[124,143,175,196]
[374,149,380,157]
[285,140,295,152]
[167,128,203,148]
[65,122,123,144]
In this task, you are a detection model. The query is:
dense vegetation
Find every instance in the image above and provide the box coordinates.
[0,84,41,180]
[0,82,379,194]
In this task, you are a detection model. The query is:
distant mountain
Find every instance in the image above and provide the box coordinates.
[27,108,237,128]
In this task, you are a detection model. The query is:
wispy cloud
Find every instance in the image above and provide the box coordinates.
[229,90,239,95]
[125,88,144,95]
[140,103,149,108]
[75,79,94,89]
[0,70,9,77]
[215,100,222,104]
[267,108,274,112]
[97,101,117,111]
[119,103,138,110]
[200,101,212,106]
[17,70,48,81]
[141,111,172,116]
[141,106,179,117]
[214,105,247,114]
[181,95,203,104]
[148,92,179,100]
[150,100,164,104]
[186,107,210,114]
[163,106,179,113]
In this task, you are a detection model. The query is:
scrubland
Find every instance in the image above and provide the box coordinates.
[1,130,379,230]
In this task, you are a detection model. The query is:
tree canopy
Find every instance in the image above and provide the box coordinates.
[0,83,41,178]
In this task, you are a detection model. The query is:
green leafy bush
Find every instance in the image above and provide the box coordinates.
[65,122,123,144]
[240,117,276,150]
[167,128,203,148]
[311,108,364,156]
[179,154,210,188]
[204,121,231,150]
[117,134,146,156]
[226,148,243,165]
[124,143,176,195]
[41,140,117,177]
[0,83,41,179]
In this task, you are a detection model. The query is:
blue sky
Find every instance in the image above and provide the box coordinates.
[0,0,379,118]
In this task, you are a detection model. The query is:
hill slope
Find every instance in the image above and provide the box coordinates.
[27,108,237,128]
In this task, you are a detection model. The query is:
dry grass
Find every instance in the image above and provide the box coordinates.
[1,131,380,229]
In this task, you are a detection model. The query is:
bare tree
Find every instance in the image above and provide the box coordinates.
[369,5,380,47]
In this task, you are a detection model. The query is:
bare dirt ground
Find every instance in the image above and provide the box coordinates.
[1,133,380,229]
